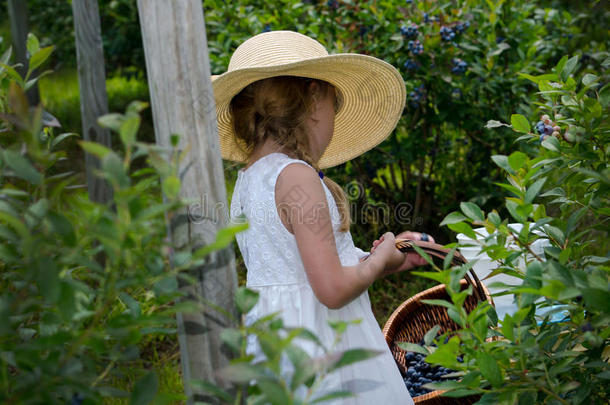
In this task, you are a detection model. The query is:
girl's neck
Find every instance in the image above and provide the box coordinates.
[245,139,297,169]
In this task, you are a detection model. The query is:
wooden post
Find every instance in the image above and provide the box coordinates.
[136,0,238,402]
[7,0,39,105]
[72,0,113,205]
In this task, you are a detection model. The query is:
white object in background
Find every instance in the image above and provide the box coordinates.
[456,223,551,321]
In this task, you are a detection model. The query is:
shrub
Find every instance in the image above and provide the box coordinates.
[406,55,609,403]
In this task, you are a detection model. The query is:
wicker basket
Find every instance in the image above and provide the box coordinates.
[382,239,494,404]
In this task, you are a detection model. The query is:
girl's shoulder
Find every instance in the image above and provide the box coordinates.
[238,152,314,179]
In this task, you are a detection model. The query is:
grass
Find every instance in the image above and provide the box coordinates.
[39,67,153,139]
[103,335,185,404]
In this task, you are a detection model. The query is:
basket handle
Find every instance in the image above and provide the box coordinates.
[394,238,487,303]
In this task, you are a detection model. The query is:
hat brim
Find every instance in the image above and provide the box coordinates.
[213,53,406,169]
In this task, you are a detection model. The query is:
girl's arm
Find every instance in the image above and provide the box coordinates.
[275,163,405,309]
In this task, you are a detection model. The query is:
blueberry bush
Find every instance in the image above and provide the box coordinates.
[194,287,384,404]
[399,55,609,403]
[0,39,206,403]
[202,0,609,323]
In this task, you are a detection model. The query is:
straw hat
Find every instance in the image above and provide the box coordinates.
[212,30,406,169]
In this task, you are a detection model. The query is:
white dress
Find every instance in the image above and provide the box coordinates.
[229,152,414,404]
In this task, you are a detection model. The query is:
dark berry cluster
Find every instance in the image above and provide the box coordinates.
[454,21,470,34]
[423,13,438,23]
[409,84,425,108]
[326,0,339,10]
[535,114,562,143]
[440,26,455,41]
[451,58,467,74]
[404,59,418,71]
[408,39,424,55]
[402,345,461,398]
[400,24,419,39]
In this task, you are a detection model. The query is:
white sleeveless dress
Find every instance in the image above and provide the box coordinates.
[229,152,414,404]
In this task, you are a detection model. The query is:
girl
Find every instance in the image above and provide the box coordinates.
[215,31,433,404]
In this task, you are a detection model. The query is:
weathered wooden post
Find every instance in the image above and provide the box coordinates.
[7,0,39,105]
[71,0,113,205]
[137,0,238,401]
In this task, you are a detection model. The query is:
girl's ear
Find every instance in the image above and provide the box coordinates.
[308,80,322,99]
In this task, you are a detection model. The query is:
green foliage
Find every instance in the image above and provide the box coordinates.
[0,36,198,404]
[194,286,383,404]
[413,56,609,404]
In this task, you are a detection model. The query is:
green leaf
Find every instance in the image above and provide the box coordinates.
[38,259,60,304]
[235,287,259,314]
[560,55,579,82]
[26,33,40,55]
[98,113,125,132]
[328,349,382,372]
[257,377,292,405]
[162,176,180,199]
[541,136,561,152]
[582,288,610,313]
[2,149,42,185]
[130,372,158,405]
[286,345,313,390]
[28,46,54,73]
[119,292,141,318]
[420,299,454,309]
[440,211,468,226]
[507,151,528,171]
[485,120,509,129]
[220,328,243,353]
[448,222,477,240]
[51,133,79,150]
[424,325,441,346]
[396,342,429,355]
[506,200,526,223]
[119,115,140,147]
[524,178,546,204]
[310,391,355,403]
[189,380,233,403]
[477,352,502,387]
[491,155,515,174]
[193,219,249,258]
[103,152,130,187]
[79,140,112,159]
[510,114,530,133]
[217,363,268,384]
[426,336,460,368]
[582,73,599,87]
[460,202,484,222]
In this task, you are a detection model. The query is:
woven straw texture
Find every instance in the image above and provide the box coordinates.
[383,280,494,404]
[212,31,406,169]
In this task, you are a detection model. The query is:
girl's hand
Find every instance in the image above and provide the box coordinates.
[370,230,435,274]
[369,232,405,277]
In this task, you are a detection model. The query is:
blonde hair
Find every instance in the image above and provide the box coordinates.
[230,76,351,232]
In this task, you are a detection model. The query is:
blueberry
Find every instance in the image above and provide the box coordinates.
[408,39,424,55]
[440,26,455,41]
[262,24,271,33]
[451,58,467,74]
[327,0,339,9]
[423,13,430,23]
[404,59,418,70]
